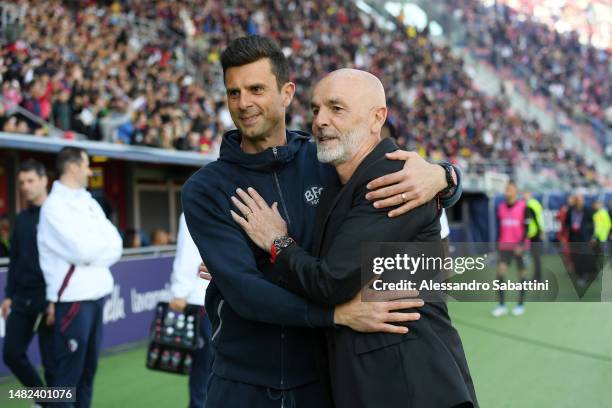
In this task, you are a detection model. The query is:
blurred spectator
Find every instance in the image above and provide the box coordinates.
[0,216,10,257]
[565,193,596,287]
[455,0,611,124]
[150,229,171,246]
[123,229,142,249]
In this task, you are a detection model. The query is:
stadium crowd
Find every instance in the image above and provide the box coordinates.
[451,0,611,130]
[0,0,606,187]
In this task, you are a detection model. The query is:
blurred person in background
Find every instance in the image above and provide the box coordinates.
[0,215,9,257]
[122,229,142,249]
[592,200,611,275]
[523,191,545,282]
[2,160,56,394]
[37,147,123,408]
[150,229,171,246]
[168,213,212,408]
[492,181,528,317]
[608,199,612,259]
[565,193,595,287]
[557,195,575,273]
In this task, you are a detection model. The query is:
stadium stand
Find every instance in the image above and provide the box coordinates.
[0,0,609,189]
[449,0,611,151]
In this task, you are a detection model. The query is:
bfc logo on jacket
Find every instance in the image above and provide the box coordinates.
[304,186,324,206]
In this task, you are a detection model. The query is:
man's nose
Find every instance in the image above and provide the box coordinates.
[239,93,253,110]
[313,109,330,129]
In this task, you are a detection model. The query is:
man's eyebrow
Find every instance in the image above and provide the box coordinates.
[326,97,346,106]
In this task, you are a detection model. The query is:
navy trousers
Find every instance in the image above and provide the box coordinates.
[53,298,104,408]
[188,311,213,408]
[2,293,55,387]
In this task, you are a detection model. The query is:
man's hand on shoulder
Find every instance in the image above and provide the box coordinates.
[365,150,447,217]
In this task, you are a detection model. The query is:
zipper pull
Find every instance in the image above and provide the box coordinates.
[272,146,278,158]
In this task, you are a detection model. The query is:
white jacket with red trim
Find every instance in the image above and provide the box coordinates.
[170,213,208,306]
[38,181,122,302]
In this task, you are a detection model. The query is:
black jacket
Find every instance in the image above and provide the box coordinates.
[275,139,478,408]
[566,206,595,242]
[5,206,47,302]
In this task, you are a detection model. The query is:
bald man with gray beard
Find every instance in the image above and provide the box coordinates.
[232,69,478,408]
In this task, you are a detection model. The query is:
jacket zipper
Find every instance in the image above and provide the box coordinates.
[273,146,287,394]
[280,329,285,389]
[272,147,291,226]
[210,299,224,342]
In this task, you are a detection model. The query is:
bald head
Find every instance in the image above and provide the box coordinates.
[315,69,386,112]
[310,69,388,168]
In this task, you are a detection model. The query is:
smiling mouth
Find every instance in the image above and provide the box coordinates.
[317,135,338,143]
[240,114,261,126]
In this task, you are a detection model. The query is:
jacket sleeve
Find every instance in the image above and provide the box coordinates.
[275,183,438,307]
[88,202,123,267]
[182,176,334,328]
[4,219,19,298]
[170,213,202,300]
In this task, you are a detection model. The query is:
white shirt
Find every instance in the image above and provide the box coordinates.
[440,209,450,239]
[170,213,208,306]
[38,181,122,302]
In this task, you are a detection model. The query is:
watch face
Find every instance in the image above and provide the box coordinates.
[274,236,294,249]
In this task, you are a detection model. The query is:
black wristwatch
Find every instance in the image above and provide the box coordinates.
[270,235,295,263]
[438,163,457,196]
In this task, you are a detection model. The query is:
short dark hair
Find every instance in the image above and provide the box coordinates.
[18,159,46,178]
[56,146,87,175]
[221,36,289,89]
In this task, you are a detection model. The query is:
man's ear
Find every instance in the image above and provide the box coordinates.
[371,106,388,133]
[281,82,296,108]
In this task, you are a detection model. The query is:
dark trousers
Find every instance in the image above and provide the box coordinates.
[2,294,55,387]
[205,375,333,408]
[189,311,213,408]
[531,240,542,282]
[53,299,104,408]
[570,243,597,282]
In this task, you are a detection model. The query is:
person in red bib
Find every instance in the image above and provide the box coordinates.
[492,181,529,317]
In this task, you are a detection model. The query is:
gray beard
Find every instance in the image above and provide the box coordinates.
[316,126,367,165]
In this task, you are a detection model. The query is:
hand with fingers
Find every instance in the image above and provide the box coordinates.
[0,298,11,318]
[230,187,288,252]
[46,302,55,326]
[334,285,424,334]
[365,151,448,217]
[169,298,187,312]
[198,261,212,281]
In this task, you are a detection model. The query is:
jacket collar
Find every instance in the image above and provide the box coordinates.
[218,129,311,171]
[51,181,90,200]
